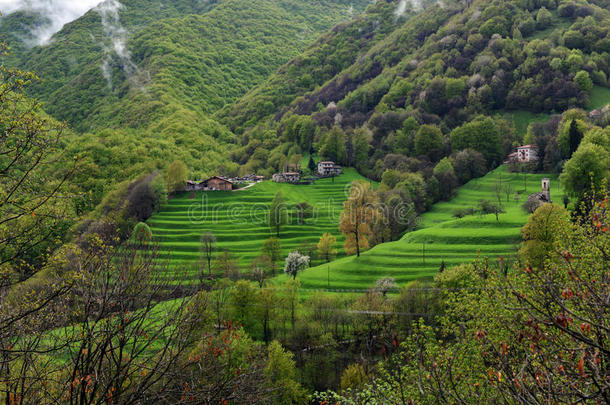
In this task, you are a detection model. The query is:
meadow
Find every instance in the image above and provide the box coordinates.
[149,166,563,291]
[276,166,564,291]
[148,168,370,282]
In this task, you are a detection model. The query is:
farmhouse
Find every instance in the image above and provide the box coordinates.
[272,172,301,184]
[589,109,602,119]
[318,161,342,177]
[506,145,538,163]
[204,176,233,191]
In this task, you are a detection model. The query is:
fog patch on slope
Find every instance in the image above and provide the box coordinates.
[97,0,147,91]
[0,0,101,45]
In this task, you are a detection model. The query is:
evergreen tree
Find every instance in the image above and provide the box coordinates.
[308,154,316,173]
[568,119,584,158]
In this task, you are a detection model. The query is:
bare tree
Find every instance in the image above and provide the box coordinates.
[200,232,217,278]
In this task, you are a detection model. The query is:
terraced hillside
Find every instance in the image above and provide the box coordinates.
[279,166,564,291]
[147,169,370,282]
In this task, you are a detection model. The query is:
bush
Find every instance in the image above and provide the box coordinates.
[452,207,475,218]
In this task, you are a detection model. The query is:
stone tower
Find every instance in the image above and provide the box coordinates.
[542,178,551,202]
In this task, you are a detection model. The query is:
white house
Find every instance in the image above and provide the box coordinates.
[318,161,342,177]
[516,145,539,163]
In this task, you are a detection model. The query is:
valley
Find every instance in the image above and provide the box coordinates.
[1,0,609,402]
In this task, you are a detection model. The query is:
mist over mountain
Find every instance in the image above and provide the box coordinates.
[0,0,101,45]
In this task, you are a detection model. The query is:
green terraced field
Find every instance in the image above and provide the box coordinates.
[149,166,563,290]
[147,169,371,282]
[276,166,564,291]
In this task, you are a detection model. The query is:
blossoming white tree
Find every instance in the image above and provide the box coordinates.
[283,251,309,280]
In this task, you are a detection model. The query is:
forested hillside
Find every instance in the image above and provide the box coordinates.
[6,0,368,132]
[1,0,371,212]
[221,0,610,178]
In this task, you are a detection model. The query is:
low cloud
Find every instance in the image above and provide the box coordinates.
[97,0,147,91]
[0,0,102,45]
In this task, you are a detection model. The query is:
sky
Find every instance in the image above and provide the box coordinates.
[0,0,102,44]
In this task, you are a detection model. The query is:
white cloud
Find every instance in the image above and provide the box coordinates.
[0,0,102,45]
[395,0,425,18]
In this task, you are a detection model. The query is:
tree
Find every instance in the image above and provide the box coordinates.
[414,124,444,161]
[351,128,372,168]
[536,7,553,29]
[560,142,609,199]
[0,61,77,397]
[200,232,216,277]
[264,341,305,403]
[132,222,153,244]
[214,250,240,280]
[165,160,188,193]
[283,251,309,280]
[574,70,593,92]
[295,202,313,225]
[450,117,502,166]
[340,181,380,257]
[51,242,204,404]
[269,191,288,237]
[479,199,505,222]
[451,149,487,184]
[519,203,570,268]
[308,154,316,173]
[319,126,347,165]
[557,118,587,158]
[433,158,459,200]
[230,280,257,332]
[375,277,398,297]
[317,233,338,263]
[256,287,277,343]
[262,237,282,276]
[250,255,271,288]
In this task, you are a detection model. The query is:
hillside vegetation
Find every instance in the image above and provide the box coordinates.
[221,0,610,179]
[11,0,368,132]
[276,166,565,290]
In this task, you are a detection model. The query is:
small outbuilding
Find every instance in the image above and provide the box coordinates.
[272,172,301,184]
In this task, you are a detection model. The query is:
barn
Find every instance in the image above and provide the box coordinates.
[204,176,233,191]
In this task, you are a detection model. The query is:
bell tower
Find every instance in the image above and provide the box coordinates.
[542,178,551,202]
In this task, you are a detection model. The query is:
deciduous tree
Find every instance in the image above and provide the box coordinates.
[339,181,380,257]
[317,233,338,263]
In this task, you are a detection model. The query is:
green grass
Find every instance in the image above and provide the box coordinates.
[149,166,564,292]
[500,110,552,139]
[147,168,371,282]
[277,166,564,291]
[588,85,610,110]
[500,85,610,140]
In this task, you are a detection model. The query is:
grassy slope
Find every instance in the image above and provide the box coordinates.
[501,85,610,139]
[588,86,610,110]
[147,169,370,281]
[277,166,564,291]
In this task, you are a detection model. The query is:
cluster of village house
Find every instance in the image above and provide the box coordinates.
[185,161,343,191]
[185,174,264,192]
[272,161,342,183]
